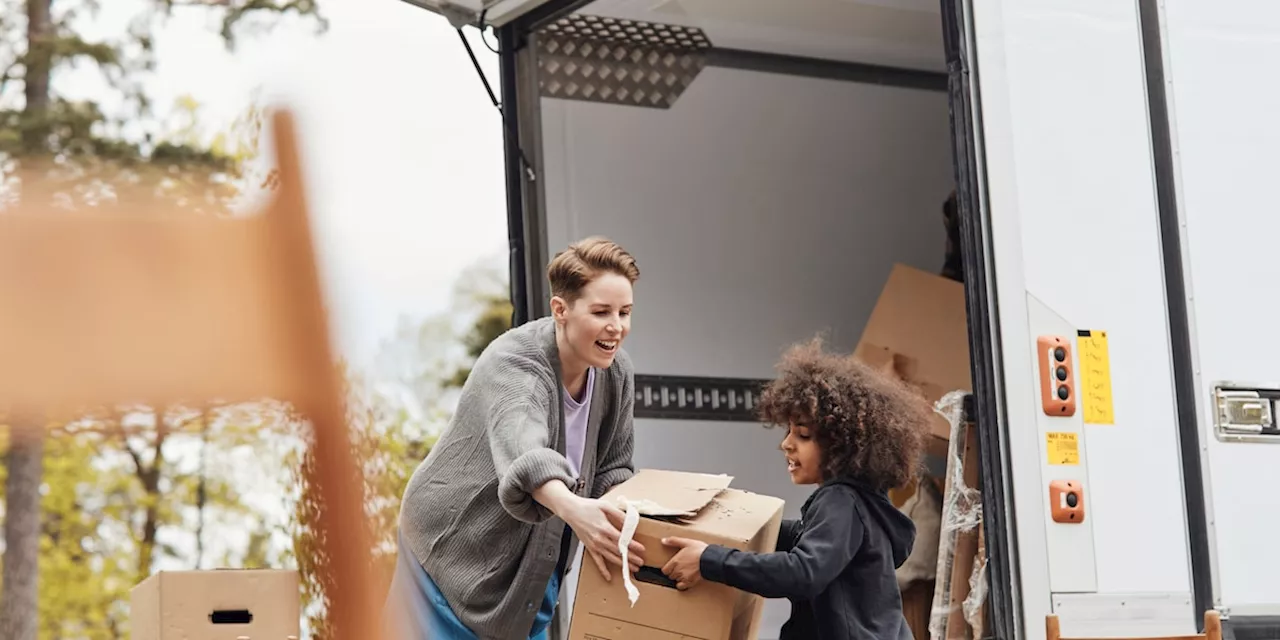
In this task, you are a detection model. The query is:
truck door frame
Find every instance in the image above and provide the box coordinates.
[1136,0,1226,630]
[938,0,1022,637]
[492,1,1020,637]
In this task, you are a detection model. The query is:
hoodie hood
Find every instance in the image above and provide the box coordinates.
[823,477,917,568]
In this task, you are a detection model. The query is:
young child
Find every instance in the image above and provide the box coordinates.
[661,337,930,640]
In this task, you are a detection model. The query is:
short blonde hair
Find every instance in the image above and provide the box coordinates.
[546,236,640,303]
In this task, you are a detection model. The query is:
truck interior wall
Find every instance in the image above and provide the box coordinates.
[969,0,1199,636]
[1159,0,1280,617]
[536,66,956,638]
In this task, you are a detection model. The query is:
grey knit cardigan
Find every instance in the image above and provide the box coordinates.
[397,316,636,639]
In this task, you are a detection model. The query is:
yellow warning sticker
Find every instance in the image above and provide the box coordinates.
[1046,432,1080,466]
[1077,330,1115,425]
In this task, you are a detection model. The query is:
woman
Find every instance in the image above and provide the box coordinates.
[384,236,646,640]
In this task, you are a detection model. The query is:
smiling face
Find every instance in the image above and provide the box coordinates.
[780,423,824,485]
[551,271,634,373]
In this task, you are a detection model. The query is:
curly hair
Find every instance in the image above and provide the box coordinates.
[756,336,932,491]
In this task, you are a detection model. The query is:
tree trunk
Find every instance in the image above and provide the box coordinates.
[1,1,56,636]
[20,0,52,152]
[195,406,210,569]
[134,407,169,582]
[0,426,45,640]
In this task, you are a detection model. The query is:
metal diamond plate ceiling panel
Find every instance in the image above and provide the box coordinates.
[536,14,712,109]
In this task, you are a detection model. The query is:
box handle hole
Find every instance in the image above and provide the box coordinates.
[633,566,678,589]
[210,609,253,624]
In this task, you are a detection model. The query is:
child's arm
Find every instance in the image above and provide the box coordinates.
[663,487,862,599]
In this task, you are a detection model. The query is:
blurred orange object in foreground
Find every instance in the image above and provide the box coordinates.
[0,109,380,639]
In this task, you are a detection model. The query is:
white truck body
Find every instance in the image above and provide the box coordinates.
[405,0,1280,637]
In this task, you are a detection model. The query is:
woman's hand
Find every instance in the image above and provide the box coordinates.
[534,480,645,582]
[561,496,645,582]
[661,537,708,590]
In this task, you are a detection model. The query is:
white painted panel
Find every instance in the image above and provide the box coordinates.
[539,66,956,639]
[1026,295,1098,593]
[971,0,1192,601]
[542,66,956,379]
[1051,593,1194,638]
[1161,0,1280,611]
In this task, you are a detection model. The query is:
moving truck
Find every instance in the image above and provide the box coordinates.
[399,0,1280,638]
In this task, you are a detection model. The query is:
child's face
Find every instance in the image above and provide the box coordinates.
[780,423,823,485]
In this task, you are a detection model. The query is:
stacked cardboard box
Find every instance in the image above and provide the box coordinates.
[853,263,973,460]
[130,569,301,640]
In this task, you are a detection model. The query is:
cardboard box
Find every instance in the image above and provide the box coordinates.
[130,569,300,640]
[854,263,973,453]
[568,470,785,640]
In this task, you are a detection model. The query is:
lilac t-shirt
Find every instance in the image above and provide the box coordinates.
[563,367,595,478]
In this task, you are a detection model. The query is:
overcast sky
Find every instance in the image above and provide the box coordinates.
[77,0,511,366]
[38,0,513,577]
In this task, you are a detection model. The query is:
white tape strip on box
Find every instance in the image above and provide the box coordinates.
[612,496,686,607]
[617,499,641,607]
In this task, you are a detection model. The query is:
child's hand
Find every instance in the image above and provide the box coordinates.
[661,537,708,590]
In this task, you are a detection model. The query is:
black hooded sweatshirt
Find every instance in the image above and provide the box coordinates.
[699,477,917,640]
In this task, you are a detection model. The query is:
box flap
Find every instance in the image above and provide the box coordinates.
[603,469,734,518]
[682,488,786,544]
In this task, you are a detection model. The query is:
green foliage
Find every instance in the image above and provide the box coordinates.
[0,0,326,208]
[0,4,515,640]
[445,257,514,388]
[290,256,514,637]
[0,406,288,639]
[446,292,513,387]
[282,372,434,639]
[30,428,131,639]
[0,1,327,637]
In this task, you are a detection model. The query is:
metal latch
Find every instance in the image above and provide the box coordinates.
[1214,386,1277,439]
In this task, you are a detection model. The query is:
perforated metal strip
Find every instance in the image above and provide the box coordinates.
[535,14,712,108]
[633,374,768,422]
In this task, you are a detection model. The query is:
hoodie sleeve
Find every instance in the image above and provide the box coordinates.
[701,485,863,600]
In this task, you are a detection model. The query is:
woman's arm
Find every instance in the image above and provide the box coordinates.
[533,461,644,583]
[482,350,578,524]
[664,486,863,600]
[591,353,636,498]
[480,348,645,580]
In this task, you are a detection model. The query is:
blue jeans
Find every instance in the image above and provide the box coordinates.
[383,530,560,639]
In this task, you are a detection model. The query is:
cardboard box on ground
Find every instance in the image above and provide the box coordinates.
[568,470,785,640]
[130,569,301,640]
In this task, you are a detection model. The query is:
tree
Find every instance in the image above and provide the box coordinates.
[284,369,432,639]
[285,255,511,637]
[0,2,324,636]
[0,418,133,640]
[0,404,281,638]
[446,254,514,388]
[369,254,512,430]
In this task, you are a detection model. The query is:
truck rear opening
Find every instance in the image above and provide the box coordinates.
[506,2,1000,638]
